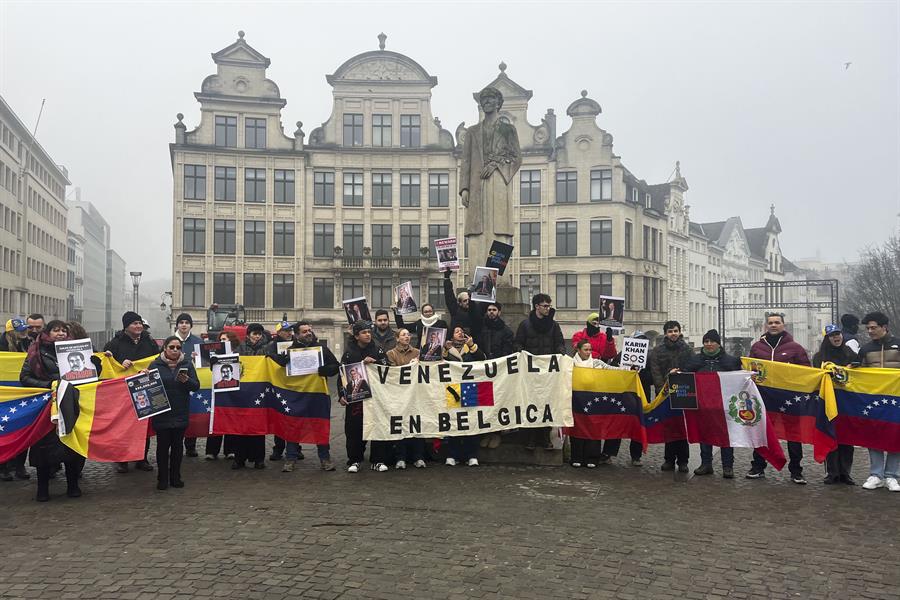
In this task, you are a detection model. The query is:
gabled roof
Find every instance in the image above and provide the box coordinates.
[475,62,532,102]
[744,227,769,259]
[699,220,726,244]
[211,31,271,68]
[689,222,706,237]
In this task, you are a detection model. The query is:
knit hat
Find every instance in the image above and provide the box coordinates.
[175,313,193,326]
[122,311,142,329]
[5,317,26,333]
[246,323,265,335]
[840,314,859,334]
[587,312,600,323]
[824,324,842,337]
[352,320,373,336]
[702,329,722,345]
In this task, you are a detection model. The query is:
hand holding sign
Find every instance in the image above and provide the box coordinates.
[621,337,649,370]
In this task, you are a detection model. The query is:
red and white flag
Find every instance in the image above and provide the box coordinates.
[684,371,786,470]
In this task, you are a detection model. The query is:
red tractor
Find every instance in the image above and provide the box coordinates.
[205,304,248,342]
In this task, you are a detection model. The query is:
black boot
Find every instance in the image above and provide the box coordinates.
[65,463,81,498]
[36,467,50,502]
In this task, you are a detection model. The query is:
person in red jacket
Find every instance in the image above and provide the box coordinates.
[571,313,617,361]
[746,311,811,484]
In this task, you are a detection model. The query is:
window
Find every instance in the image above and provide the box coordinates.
[372,173,392,207]
[244,221,265,255]
[645,193,652,209]
[273,222,294,256]
[274,170,294,204]
[245,117,266,149]
[213,219,236,254]
[183,218,205,254]
[244,168,266,203]
[590,169,612,202]
[520,170,541,205]
[272,274,293,308]
[215,167,236,202]
[213,273,235,304]
[520,223,541,256]
[428,173,449,207]
[590,219,612,255]
[643,225,651,259]
[652,229,659,262]
[313,223,334,257]
[314,172,334,206]
[624,221,633,257]
[343,224,363,257]
[624,274,632,308]
[372,114,392,147]
[631,187,638,203]
[556,221,577,256]
[313,278,334,308]
[400,224,420,258]
[428,224,449,257]
[590,273,613,309]
[556,171,577,203]
[343,172,363,206]
[400,115,420,147]
[183,165,206,200]
[371,277,393,309]
[243,273,265,307]
[214,116,237,147]
[427,278,444,308]
[556,274,577,309]
[343,277,364,300]
[343,114,363,147]
[372,224,392,258]
[643,277,659,311]
[400,173,420,207]
[182,272,204,307]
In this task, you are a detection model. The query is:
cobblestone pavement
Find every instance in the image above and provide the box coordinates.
[2,399,898,600]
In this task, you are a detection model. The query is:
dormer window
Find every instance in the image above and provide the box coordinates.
[631,188,638,203]
[645,193,652,209]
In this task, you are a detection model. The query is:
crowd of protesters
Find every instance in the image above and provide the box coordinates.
[2,281,898,500]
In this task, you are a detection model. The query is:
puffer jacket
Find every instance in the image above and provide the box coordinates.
[681,349,742,373]
[514,308,565,356]
[748,331,810,366]
[149,353,200,430]
[20,342,60,388]
[571,327,617,360]
[479,316,515,359]
[103,331,160,364]
[858,334,900,369]
[236,337,268,356]
[648,335,693,389]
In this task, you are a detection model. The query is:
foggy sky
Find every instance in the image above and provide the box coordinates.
[2,1,897,283]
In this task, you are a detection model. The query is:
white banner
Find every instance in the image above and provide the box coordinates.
[363,352,574,440]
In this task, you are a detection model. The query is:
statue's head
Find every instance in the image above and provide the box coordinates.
[478,86,504,112]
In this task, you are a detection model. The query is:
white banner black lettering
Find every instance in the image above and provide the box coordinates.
[363,352,574,440]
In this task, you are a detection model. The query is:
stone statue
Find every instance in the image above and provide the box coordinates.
[460,87,521,283]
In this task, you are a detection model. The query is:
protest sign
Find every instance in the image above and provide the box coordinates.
[211,354,241,392]
[55,338,98,384]
[434,237,459,271]
[620,337,649,369]
[419,326,446,361]
[341,362,372,403]
[287,347,324,377]
[343,297,371,325]
[125,369,171,420]
[394,281,418,315]
[197,340,230,369]
[485,240,514,276]
[599,295,625,328]
[470,267,499,303]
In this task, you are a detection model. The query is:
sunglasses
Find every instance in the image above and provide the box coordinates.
[537,304,552,308]
[167,345,182,350]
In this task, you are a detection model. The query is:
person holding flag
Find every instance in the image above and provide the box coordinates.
[442,326,487,466]
[812,324,858,485]
[648,321,693,472]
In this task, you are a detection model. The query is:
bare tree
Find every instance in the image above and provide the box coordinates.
[844,236,900,326]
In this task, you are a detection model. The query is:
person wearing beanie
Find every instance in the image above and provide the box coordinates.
[839,314,861,353]
[571,312,617,361]
[812,324,858,485]
[104,311,160,474]
[682,329,741,478]
[340,320,391,473]
[173,312,204,457]
[231,323,269,470]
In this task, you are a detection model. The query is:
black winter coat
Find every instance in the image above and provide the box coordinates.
[443,276,482,335]
[0,334,30,353]
[270,337,340,378]
[237,338,268,356]
[103,331,160,364]
[149,354,200,430]
[394,313,449,348]
[514,309,565,356]
[648,336,693,389]
[681,349,742,373]
[20,342,61,389]
[340,341,388,416]
[812,342,858,368]
[479,316,515,359]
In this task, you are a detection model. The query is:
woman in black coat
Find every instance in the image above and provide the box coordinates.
[149,335,201,490]
[19,320,88,502]
[442,326,487,467]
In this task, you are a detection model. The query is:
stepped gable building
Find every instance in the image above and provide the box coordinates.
[173,32,778,351]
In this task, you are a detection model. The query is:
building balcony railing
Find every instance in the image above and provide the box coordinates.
[334,256,429,271]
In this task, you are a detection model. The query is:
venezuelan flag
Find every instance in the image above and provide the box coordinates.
[823,366,900,453]
[0,386,55,462]
[0,352,27,386]
[740,358,836,462]
[58,378,150,462]
[210,356,330,445]
[565,367,647,448]
[643,383,688,444]
[445,382,494,408]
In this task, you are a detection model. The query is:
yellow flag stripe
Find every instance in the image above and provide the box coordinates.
[59,381,98,458]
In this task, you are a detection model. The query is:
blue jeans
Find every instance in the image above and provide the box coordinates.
[867,449,900,478]
[700,444,734,468]
[286,443,330,461]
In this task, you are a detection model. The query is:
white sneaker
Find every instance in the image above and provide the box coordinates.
[395,460,407,470]
[467,458,479,467]
[862,475,884,489]
[445,457,457,466]
[204,454,216,461]
[413,459,426,468]
[571,462,582,468]
[886,477,900,492]
[372,462,388,472]
[347,462,360,473]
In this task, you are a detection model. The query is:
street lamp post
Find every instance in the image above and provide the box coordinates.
[160,291,173,328]
[130,271,142,313]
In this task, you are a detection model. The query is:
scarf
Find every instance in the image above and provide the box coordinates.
[586,323,601,337]
[764,332,785,348]
[26,332,56,380]
[159,349,184,370]
[420,314,440,328]
[701,347,721,357]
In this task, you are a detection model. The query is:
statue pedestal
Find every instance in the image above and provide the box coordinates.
[494,285,530,334]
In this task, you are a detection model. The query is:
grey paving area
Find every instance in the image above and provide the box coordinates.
[1,399,898,599]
